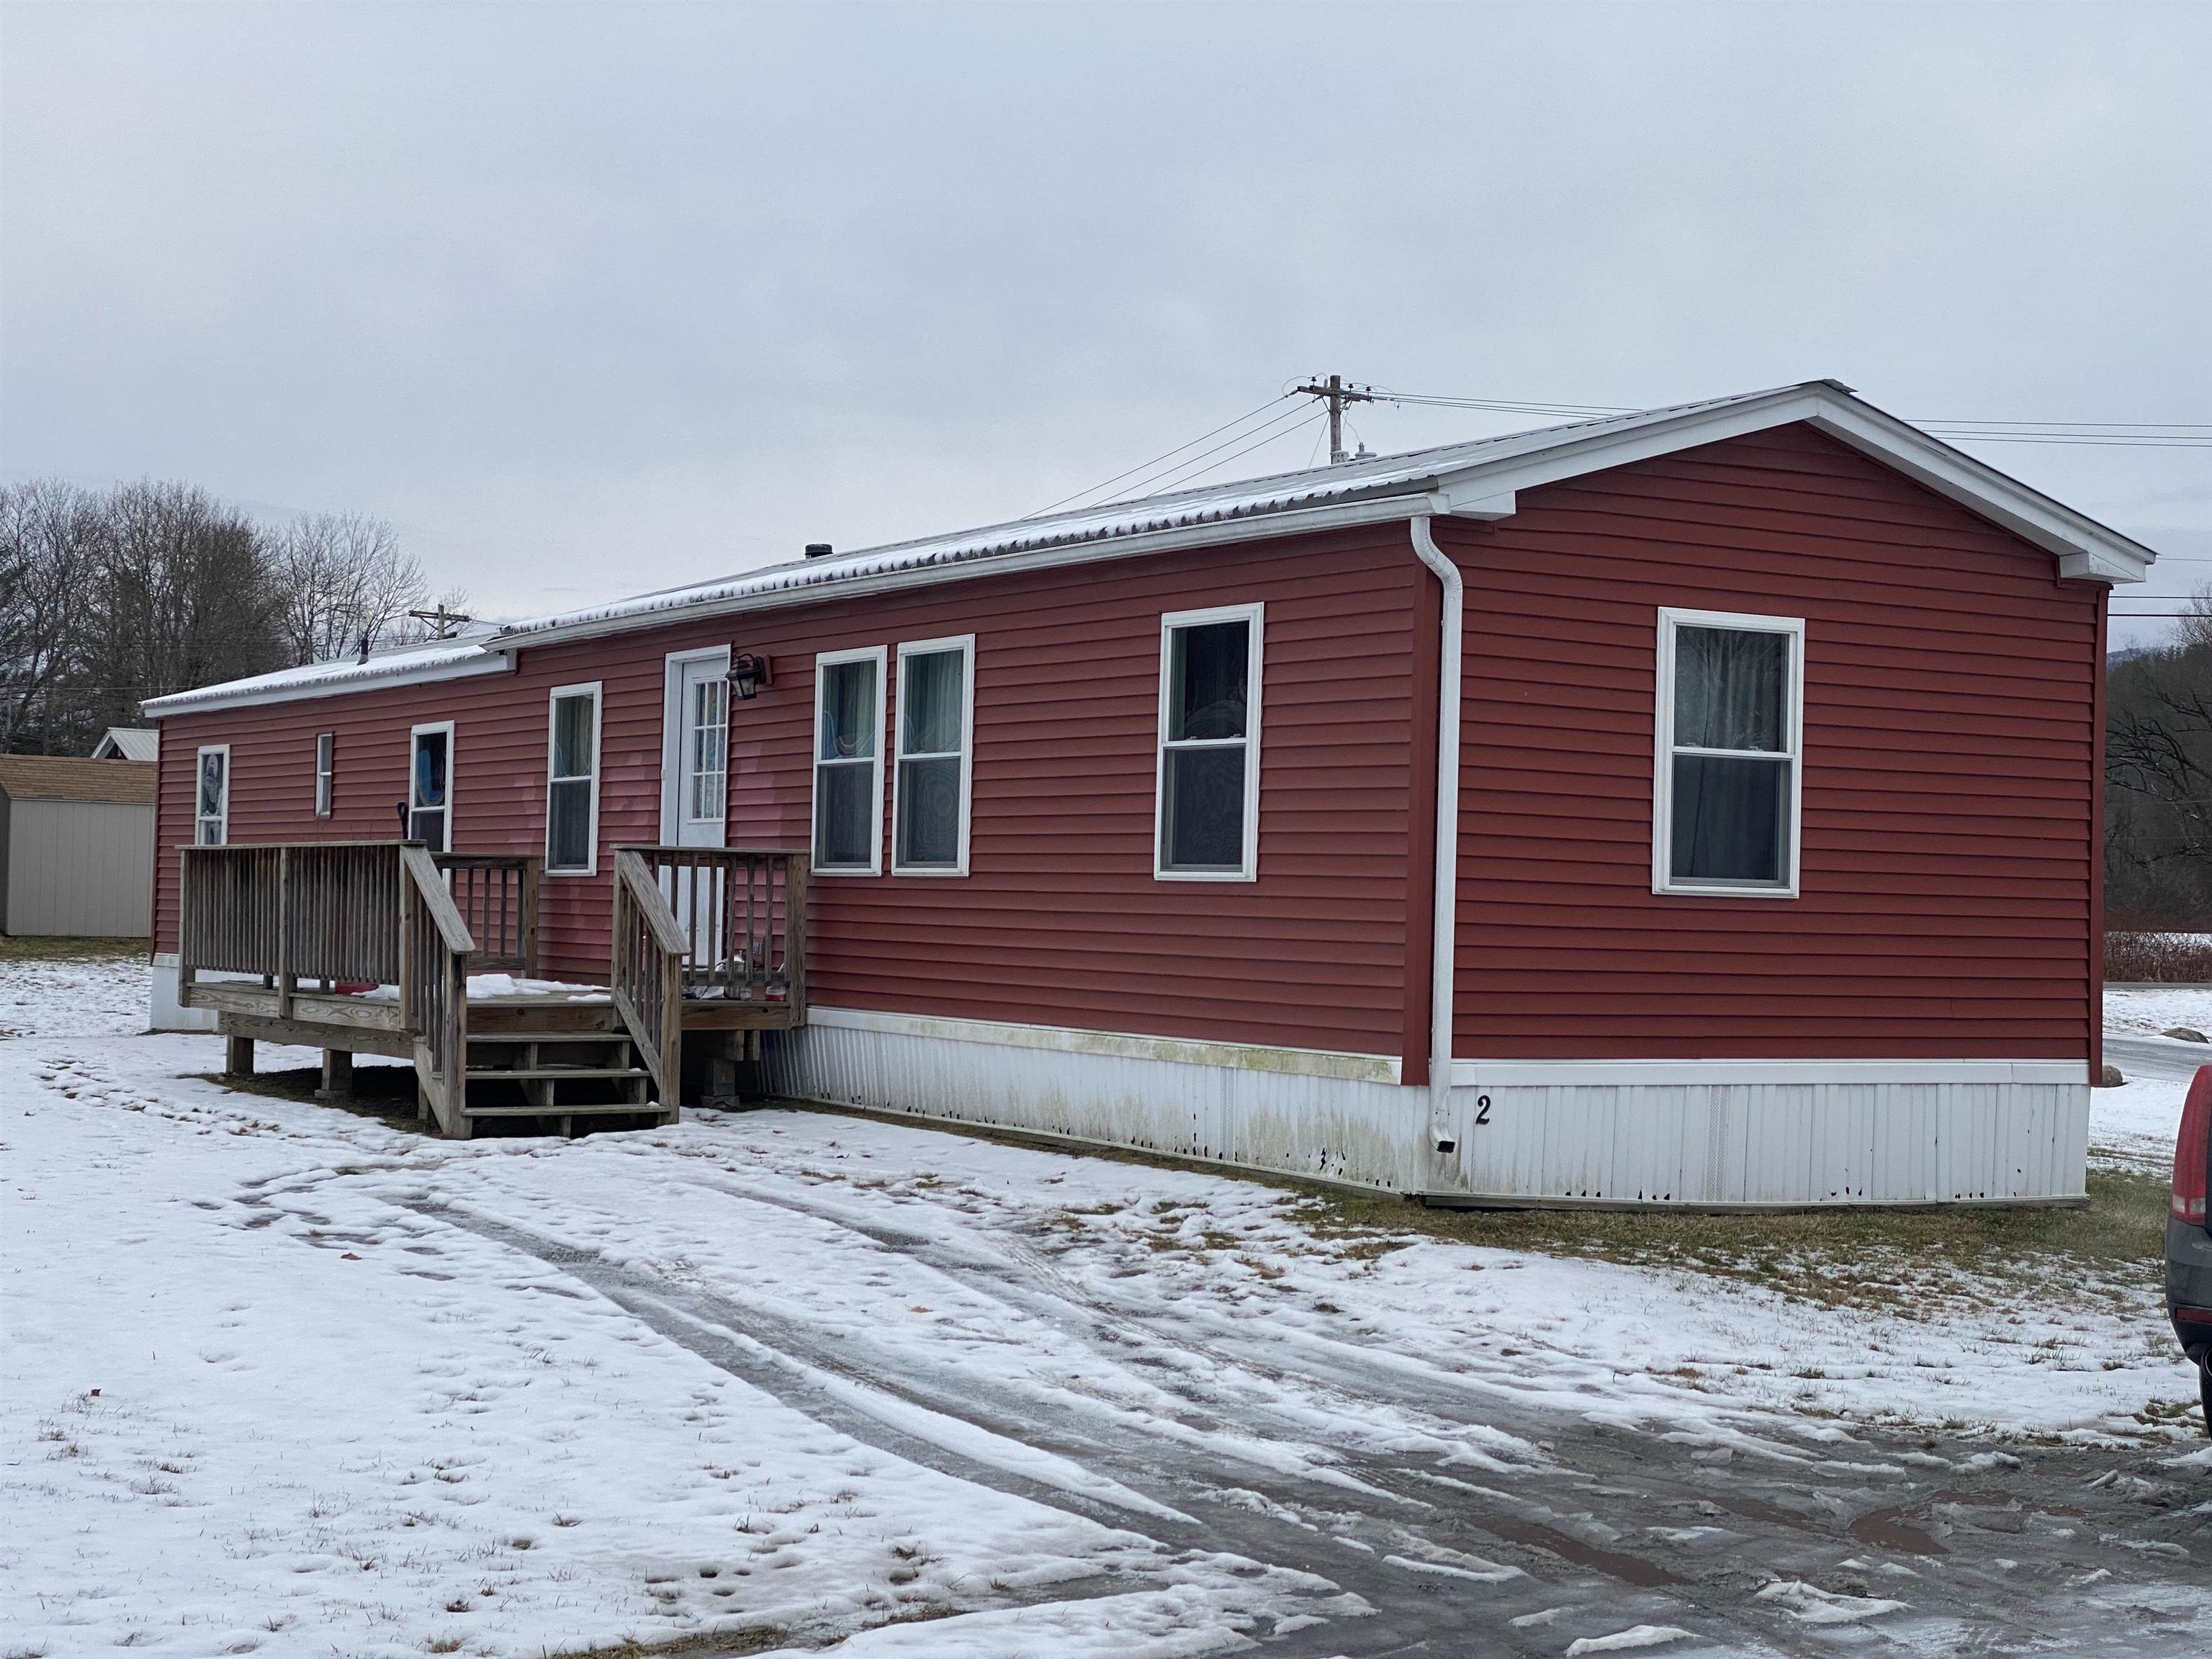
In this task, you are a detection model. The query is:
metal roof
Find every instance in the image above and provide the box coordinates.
[140,380,2159,714]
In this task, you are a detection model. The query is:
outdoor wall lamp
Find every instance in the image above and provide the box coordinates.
[727,652,773,701]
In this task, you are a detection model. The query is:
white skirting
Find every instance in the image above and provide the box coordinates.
[761,1010,2092,1208]
[149,953,218,1033]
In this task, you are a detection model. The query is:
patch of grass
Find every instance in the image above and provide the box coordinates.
[1298,1167,2170,1311]
[0,935,146,963]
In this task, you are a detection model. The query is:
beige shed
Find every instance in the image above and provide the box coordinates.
[0,755,156,938]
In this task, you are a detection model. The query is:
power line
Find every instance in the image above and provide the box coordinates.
[1096,402,1323,506]
[1123,410,1329,503]
[1025,395,1296,518]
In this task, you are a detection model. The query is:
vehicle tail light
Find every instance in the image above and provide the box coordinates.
[2175,1066,2212,1226]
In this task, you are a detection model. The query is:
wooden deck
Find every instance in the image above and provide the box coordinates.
[177,841,808,1137]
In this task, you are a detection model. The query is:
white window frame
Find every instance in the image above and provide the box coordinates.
[891,634,976,878]
[811,645,888,877]
[543,682,603,877]
[407,720,456,852]
[1154,602,1264,882]
[194,744,230,845]
[313,732,335,818]
[1652,606,1804,899]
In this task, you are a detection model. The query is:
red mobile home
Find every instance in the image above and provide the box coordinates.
[143,383,2154,1206]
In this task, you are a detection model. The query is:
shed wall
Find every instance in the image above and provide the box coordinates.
[1440,424,2101,1063]
[4,799,155,937]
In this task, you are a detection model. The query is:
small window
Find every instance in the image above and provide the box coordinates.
[195,745,229,845]
[314,732,335,818]
[545,684,601,875]
[1156,604,1263,880]
[687,675,728,827]
[812,647,885,875]
[893,637,974,876]
[1654,608,1804,896]
[408,722,453,853]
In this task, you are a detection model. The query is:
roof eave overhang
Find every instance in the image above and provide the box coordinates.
[140,648,517,719]
[488,492,1445,651]
[1426,385,2156,584]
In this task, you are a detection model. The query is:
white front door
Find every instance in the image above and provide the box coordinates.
[661,650,731,963]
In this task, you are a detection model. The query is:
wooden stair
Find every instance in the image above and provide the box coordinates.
[454,1023,673,1136]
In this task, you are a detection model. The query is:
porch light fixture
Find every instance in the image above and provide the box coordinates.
[727,652,773,701]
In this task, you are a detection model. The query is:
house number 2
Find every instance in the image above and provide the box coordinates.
[1474,1094,1492,1125]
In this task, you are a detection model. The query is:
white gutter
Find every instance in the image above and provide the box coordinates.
[1408,511,1463,1138]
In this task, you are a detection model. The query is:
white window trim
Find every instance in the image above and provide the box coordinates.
[660,645,732,848]
[811,644,888,877]
[313,732,334,819]
[1652,606,1804,899]
[891,634,976,878]
[408,720,456,850]
[1154,602,1264,882]
[543,681,603,877]
[194,744,230,845]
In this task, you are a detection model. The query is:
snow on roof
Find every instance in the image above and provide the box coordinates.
[140,380,2159,714]
[493,387,1787,644]
[140,637,512,719]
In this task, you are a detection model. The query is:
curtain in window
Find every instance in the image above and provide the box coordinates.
[1674,628,1784,751]
[410,732,449,852]
[896,650,964,869]
[548,696,595,871]
[1672,753,1788,882]
[815,659,878,868]
[1162,621,1251,871]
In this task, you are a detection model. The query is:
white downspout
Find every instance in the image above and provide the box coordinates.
[1409,511,1462,1136]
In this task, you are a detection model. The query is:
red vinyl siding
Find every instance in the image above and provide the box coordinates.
[153,526,1429,1057]
[1442,423,2101,1061]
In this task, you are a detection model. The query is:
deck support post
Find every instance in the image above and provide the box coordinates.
[316,1049,354,1100]
[224,1035,255,1078]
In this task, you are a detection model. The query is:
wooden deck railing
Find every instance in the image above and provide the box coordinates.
[179,843,538,1004]
[623,846,809,1012]
[439,853,539,976]
[400,844,475,1133]
[610,849,687,1103]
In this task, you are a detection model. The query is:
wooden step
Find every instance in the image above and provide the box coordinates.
[464,1031,628,1045]
[462,1101,667,1119]
[463,1066,649,1082]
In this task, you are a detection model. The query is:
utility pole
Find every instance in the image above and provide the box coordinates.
[1292,374,1376,464]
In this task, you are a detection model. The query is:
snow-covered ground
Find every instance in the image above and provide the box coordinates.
[2104,983,2212,1039]
[4,959,2203,1655]
[0,945,150,1038]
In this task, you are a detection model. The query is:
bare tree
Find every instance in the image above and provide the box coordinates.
[271,511,426,665]
[0,480,109,751]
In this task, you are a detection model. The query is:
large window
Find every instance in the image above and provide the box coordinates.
[545,683,602,875]
[1653,608,1804,897]
[1156,603,1263,880]
[195,745,229,845]
[314,732,335,818]
[893,636,974,876]
[408,722,454,853]
[812,647,886,875]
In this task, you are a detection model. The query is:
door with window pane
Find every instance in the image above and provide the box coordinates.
[666,657,729,963]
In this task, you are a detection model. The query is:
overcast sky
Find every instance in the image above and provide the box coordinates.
[4,1,2206,644]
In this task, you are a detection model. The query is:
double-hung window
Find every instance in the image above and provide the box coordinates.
[1156,603,1263,880]
[893,636,974,875]
[194,745,230,845]
[545,684,602,875]
[1654,608,1804,896]
[408,722,454,853]
[314,732,335,818]
[812,647,886,875]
